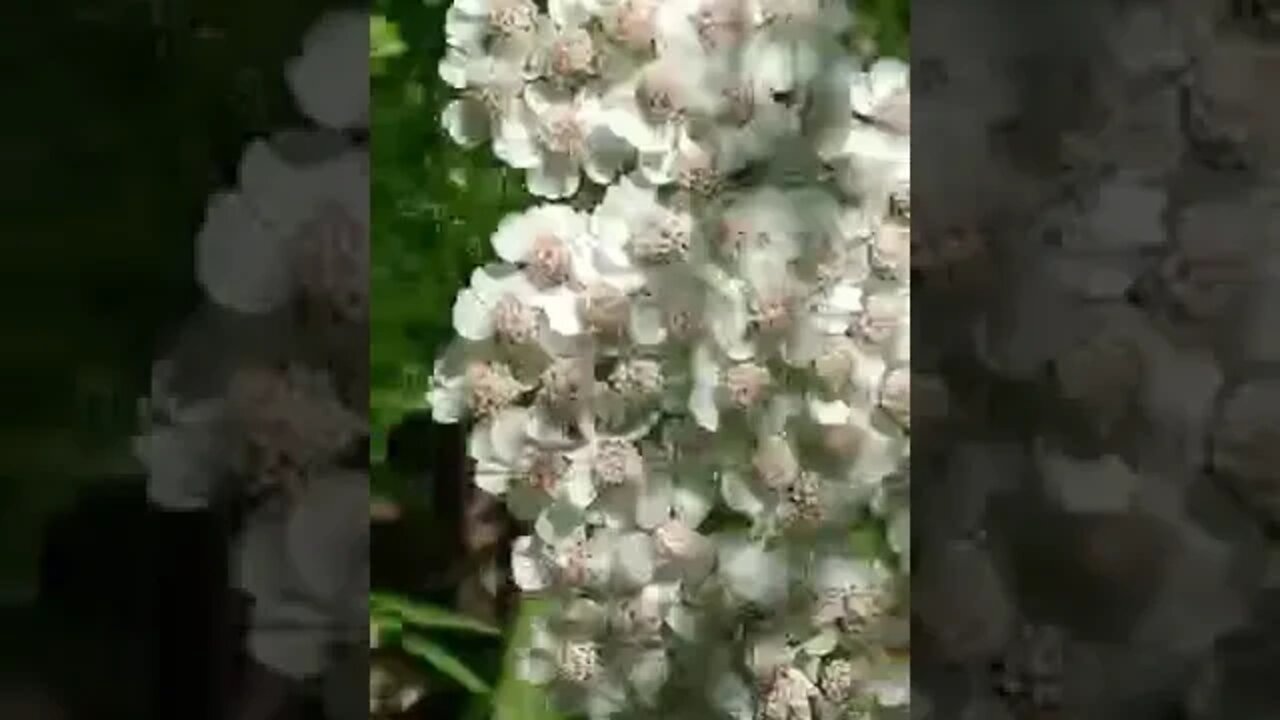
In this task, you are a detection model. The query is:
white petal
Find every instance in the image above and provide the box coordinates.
[628,649,670,704]
[526,155,582,199]
[535,286,584,336]
[452,287,495,340]
[614,531,656,587]
[636,471,673,529]
[808,396,853,425]
[720,470,766,519]
[630,302,667,345]
[237,139,315,235]
[285,473,369,605]
[494,117,543,169]
[718,539,787,606]
[491,211,536,262]
[489,407,531,463]
[287,10,369,129]
[442,99,491,147]
[673,478,716,528]
[473,460,513,496]
[562,462,600,508]
[196,192,293,314]
[438,46,473,88]
[511,536,551,591]
[516,649,557,685]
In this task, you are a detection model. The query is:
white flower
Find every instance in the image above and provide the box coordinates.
[469,407,599,515]
[1212,378,1280,522]
[1087,175,1167,250]
[591,174,695,281]
[195,190,295,314]
[445,0,541,56]
[286,10,369,129]
[491,203,597,283]
[512,525,612,591]
[602,52,720,176]
[716,534,789,607]
[849,58,909,129]
[441,56,544,168]
[284,470,370,613]
[523,84,634,198]
[426,4,913,716]
[427,340,534,423]
[136,381,230,510]
[453,262,583,342]
[809,553,893,628]
[1034,441,1141,514]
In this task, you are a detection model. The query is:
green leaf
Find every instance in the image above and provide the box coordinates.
[850,518,890,561]
[401,633,493,694]
[491,599,566,720]
[371,592,503,636]
[371,613,405,648]
[370,15,408,61]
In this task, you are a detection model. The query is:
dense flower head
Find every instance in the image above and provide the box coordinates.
[431,1,910,717]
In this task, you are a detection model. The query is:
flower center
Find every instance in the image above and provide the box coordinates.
[813,342,857,395]
[558,640,602,683]
[465,362,525,417]
[637,73,683,122]
[780,472,825,528]
[878,367,910,427]
[581,283,631,336]
[594,438,644,487]
[724,362,772,409]
[633,212,692,264]
[554,113,586,154]
[666,308,700,340]
[694,0,747,50]
[539,359,589,413]
[609,357,665,399]
[819,658,859,704]
[854,295,901,346]
[550,28,596,78]
[676,147,721,196]
[525,451,566,493]
[493,294,540,345]
[529,233,572,287]
[751,293,795,334]
[489,0,537,37]
[603,0,657,51]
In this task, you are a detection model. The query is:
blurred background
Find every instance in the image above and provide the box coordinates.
[0,0,344,715]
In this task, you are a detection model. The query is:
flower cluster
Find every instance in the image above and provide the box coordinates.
[430,2,911,717]
[134,9,371,710]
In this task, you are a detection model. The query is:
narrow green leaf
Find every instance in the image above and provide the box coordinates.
[401,634,493,694]
[491,599,566,720]
[371,592,502,636]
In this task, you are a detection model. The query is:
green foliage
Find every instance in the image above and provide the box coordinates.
[490,599,568,720]
[370,0,530,462]
[372,592,503,636]
[370,0,536,715]
[860,0,911,58]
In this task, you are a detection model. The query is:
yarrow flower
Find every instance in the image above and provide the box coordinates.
[136,10,372,717]
[430,1,911,717]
